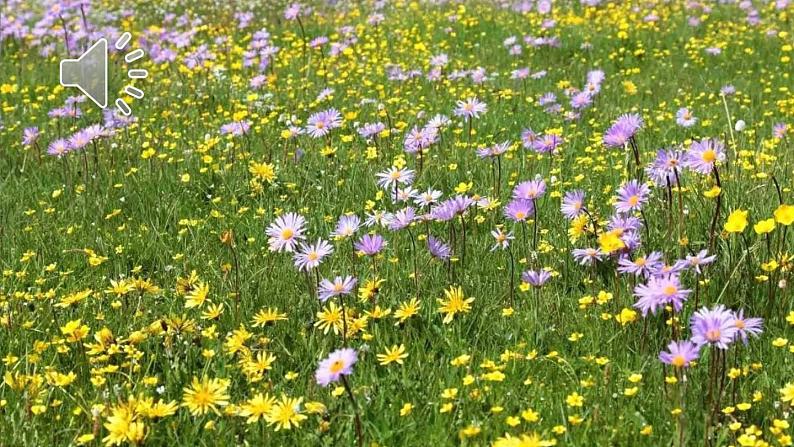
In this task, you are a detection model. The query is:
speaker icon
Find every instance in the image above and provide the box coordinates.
[59,33,148,116]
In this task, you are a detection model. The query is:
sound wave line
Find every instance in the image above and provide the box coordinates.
[113,32,147,116]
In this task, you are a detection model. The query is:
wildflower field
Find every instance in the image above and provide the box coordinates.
[2,0,794,445]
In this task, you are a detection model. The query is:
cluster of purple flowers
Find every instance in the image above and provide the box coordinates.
[404,125,438,154]
[305,108,343,138]
[603,113,643,148]
[46,123,110,158]
[243,28,279,72]
[659,306,763,368]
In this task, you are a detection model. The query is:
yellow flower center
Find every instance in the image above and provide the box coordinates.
[663,285,677,296]
[628,195,639,206]
[735,320,745,330]
[307,252,319,261]
[671,355,685,368]
[706,329,721,341]
[329,360,345,374]
[281,228,294,240]
[702,149,717,163]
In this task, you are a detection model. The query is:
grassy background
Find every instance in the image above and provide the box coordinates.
[1,0,793,445]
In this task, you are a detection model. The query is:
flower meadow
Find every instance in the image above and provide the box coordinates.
[1,0,794,445]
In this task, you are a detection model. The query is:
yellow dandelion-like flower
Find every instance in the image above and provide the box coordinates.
[437,286,474,324]
[181,376,230,416]
[265,395,307,431]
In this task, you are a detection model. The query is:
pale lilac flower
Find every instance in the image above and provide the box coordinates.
[690,305,738,349]
[315,348,357,386]
[659,340,700,368]
[293,239,334,271]
[318,276,357,302]
[266,213,307,252]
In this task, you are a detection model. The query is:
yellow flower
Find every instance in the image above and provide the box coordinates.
[251,307,288,327]
[103,403,146,446]
[394,298,421,325]
[598,231,625,254]
[181,376,230,416]
[753,218,775,235]
[775,204,794,225]
[703,186,721,198]
[566,392,584,407]
[248,161,276,183]
[437,286,474,324]
[60,319,90,343]
[238,393,276,424]
[492,433,545,447]
[265,395,307,431]
[185,281,210,308]
[724,209,749,233]
[400,402,413,416]
[315,302,344,334]
[377,344,408,366]
[780,383,794,403]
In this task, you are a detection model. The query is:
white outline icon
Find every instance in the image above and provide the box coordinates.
[58,34,148,116]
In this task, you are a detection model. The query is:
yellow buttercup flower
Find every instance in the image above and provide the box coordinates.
[774,204,794,225]
[753,218,775,235]
[724,209,749,233]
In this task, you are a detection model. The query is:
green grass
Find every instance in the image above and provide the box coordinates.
[1,0,794,446]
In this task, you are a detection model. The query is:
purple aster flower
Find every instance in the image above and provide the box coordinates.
[220,120,250,137]
[266,213,307,253]
[490,228,514,251]
[607,214,643,234]
[675,107,697,127]
[570,91,592,110]
[561,190,586,220]
[522,269,551,287]
[359,122,386,139]
[453,97,487,119]
[538,92,556,106]
[731,309,763,344]
[47,139,71,157]
[284,3,303,20]
[614,180,650,213]
[521,128,538,148]
[404,126,438,154]
[447,195,475,215]
[513,179,546,201]
[68,130,92,151]
[603,113,643,148]
[659,340,700,368]
[306,108,342,138]
[386,207,416,231]
[22,127,40,146]
[646,148,684,187]
[293,239,334,271]
[572,247,604,265]
[376,167,415,189]
[633,274,691,316]
[315,348,357,387]
[504,199,534,222]
[674,249,717,274]
[720,85,736,96]
[354,234,386,256]
[618,252,664,278]
[427,236,452,260]
[318,276,357,302]
[773,123,789,140]
[531,133,563,153]
[330,215,361,239]
[684,138,725,175]
[690,305,738,349]
[414,188,442,208]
